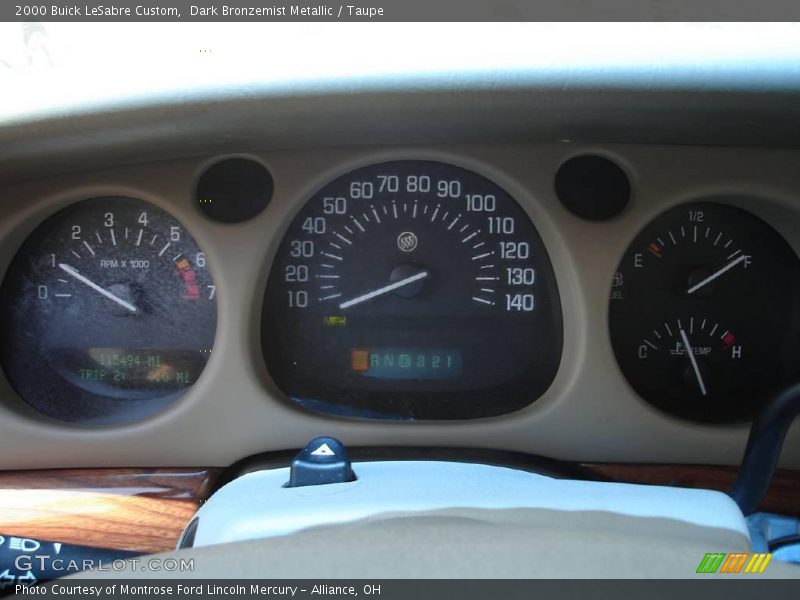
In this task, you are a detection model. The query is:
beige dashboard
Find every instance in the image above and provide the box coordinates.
[1,141,799,470]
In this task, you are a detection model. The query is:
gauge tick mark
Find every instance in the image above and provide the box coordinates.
[335,232,353,245]
[472,297,495,306]
[462,231,479,243]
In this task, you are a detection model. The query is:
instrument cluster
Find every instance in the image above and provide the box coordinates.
[0,151,799,429]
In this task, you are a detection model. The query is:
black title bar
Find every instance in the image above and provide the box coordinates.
[6,0,800,21]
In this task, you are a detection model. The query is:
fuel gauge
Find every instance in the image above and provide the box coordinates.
[609,201,800,423]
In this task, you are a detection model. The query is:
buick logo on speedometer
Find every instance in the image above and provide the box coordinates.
[397,231,418,252]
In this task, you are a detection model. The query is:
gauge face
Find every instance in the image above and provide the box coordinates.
[263,160,562,420]
[0,197,217,424]
[609,201,800,423]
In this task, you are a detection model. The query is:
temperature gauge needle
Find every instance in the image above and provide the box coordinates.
[58,263,138,313]
[680,328,707,396]
[339,270,429,309]
[687,254,747,295]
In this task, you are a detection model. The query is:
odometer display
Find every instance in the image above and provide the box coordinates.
[262,160,562,419]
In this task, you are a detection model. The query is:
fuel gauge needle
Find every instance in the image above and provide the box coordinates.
[680,328,707,396]
[687,254,747,295]
[58,263,138,313]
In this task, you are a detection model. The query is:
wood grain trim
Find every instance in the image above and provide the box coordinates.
[583,463,800,517]
[0,468,220,554]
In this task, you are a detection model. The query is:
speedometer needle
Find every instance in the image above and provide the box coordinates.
[58,263,138,313]
[680,328,707,396]
[339,271,429,309]
[687,254,747,295]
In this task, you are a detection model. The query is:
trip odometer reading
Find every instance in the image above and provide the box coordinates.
[262,160,562,420]
[0,197,217,424]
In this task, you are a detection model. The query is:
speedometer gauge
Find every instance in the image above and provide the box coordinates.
[0,197,217,424]
[262,160,562,419]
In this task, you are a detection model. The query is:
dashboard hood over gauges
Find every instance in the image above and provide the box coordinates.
[4,24,800,182]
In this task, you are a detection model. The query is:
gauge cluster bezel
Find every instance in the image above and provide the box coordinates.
[0,143,799,469]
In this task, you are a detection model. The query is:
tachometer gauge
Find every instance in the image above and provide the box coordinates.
[262,160,563,420]
[0,197,217,424]
[609,201,800,423]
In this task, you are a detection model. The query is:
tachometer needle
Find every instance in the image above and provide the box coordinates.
[339,271,429,309]
[58,263,138,313]
[679,328,707,396]
[687,254,747,295]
